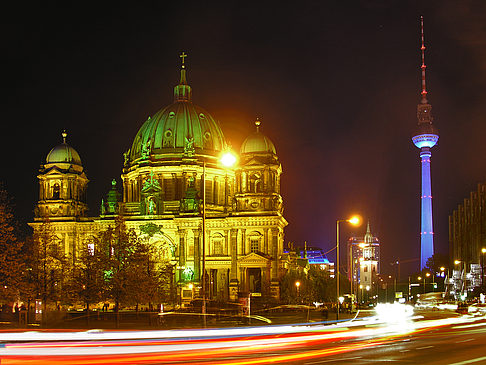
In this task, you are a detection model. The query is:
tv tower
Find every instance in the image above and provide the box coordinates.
[412,16,439,271]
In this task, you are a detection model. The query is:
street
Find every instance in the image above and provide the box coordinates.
[0,310,485,364]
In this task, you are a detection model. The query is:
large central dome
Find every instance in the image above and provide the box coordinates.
[128,65,227,165]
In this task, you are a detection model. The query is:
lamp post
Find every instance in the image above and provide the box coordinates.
[425,272,430,293]
[201,151,237,326]
[481,248,486,293]
[295,281,301,303]
[202,160,207,326]
[454,260,465,299]
[336,216,360,320]
[440,266,446,292]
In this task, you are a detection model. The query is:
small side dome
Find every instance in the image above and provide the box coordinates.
[240,119,276,155]
[46,131,83,168]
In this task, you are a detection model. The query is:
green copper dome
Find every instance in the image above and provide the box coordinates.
[240,120,276,155]
[46,131,83,167]
[128,64,227,164]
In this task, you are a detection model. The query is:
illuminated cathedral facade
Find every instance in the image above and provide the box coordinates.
[30,57,287,303]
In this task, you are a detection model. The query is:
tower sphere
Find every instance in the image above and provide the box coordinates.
[412,121,438,149]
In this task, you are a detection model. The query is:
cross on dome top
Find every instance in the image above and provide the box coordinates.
[180,52,187,69]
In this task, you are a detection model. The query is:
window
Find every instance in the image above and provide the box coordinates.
[53,183,60,199]
[213,238,223,255]
[250,237,260,253]
[87,243,95,256]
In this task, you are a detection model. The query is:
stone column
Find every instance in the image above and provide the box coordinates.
[178,228,186,283]
[242,171,247,193]
[193,228,201,284]
[264,228,269,255]
[229,228,239,301]
[270,228,280,300]
[182,172,187,197]
[241,229,246,255]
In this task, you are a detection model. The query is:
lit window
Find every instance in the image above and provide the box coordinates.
[87,243,95,256]
[213,238,223,255]
[250,237,260,253]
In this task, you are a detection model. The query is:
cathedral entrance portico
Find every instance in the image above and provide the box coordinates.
[238,252,271,297]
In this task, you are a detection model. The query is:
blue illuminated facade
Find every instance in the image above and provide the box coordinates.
[412,17,439,271]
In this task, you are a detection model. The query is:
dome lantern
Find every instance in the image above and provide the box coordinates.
[45,131,83,170]
[240,119,277,155]
[127,53,227,166]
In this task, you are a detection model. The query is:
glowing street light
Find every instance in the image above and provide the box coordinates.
[336,215,360,320]
[220,151,238,167]
[295,281,301,302]
[481,248,486,292]
[454,260,466,298]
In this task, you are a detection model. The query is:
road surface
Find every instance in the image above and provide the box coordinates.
[0,309,484,364]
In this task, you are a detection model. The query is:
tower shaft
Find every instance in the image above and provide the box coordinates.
[420,148,434,269]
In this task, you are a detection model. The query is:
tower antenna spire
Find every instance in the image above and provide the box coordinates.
[420,16,428,104]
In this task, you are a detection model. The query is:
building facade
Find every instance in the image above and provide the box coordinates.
[347,222,380,302]
[449,183,486,298]
[30,59,288,304]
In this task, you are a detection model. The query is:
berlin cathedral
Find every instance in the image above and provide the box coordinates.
[30,56,288,303]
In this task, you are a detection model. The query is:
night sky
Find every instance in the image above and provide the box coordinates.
[3,1,486,277]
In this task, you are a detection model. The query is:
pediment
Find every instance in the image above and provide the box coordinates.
[39,168,87,180]
[241,156,279,167]
[238,252,271,265]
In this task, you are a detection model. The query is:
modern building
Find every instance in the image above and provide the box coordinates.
[412,17,439,271]
[347,222,380,302]
[302,246,334,277]
[30,55,288,304]
[449,182,486,298]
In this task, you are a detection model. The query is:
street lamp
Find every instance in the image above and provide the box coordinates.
[336,215,360,320]
[440,266,446,292]
[295,281,301,303]
[425,272,430,293]
[454,260,465,299]
[201,150,237,324]
[481,248,486,293]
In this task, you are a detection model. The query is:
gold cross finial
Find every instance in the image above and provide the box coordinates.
[180,52,187,68]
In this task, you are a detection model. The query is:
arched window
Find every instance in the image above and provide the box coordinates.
[211,233,224,256]
[249,172,262,193]
[188,241,194,258]
[248,232,263,253]
[53,183,60,199]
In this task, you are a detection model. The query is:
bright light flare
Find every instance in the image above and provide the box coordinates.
[220,151,237,167]
[347,216,360,225]
[375,303,414,324]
